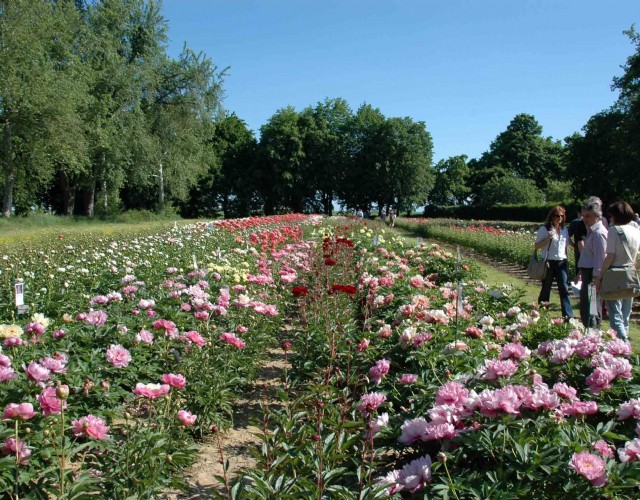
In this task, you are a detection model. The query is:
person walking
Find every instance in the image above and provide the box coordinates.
[534,206,573,319]
[577,202,608,329]
[596,201,640,340]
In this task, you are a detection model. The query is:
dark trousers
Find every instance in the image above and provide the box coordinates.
[538,259,573,318]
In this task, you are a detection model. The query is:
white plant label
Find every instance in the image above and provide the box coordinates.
[14,281,24,307]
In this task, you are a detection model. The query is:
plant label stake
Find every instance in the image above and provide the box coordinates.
[416,237,423,247]
[208,222,214,232]
[15,280,29,315]
[373,235,379,247]
[216,247,222,261]
[174,221,178,230]
[192,254,198,270]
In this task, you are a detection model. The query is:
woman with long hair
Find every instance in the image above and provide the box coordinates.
[596,201,640,340]
[534,206,573,319]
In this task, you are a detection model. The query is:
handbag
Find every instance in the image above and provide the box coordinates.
[600,226,640,300]
[527,238,552,281]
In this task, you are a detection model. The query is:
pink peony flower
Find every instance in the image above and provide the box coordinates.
[105,344,132,368]
[1,438,31,464]
[71,415,110,439]
[368,359,390,385]
[616,399,640,420]
[0,366,16,382]
[399,417,428,444]
[397,374,418,385]
[560,400,599,416]
[132,383,171,399]
[24,360,51,382]
[569,450,607,487]
[435,381,470,408]
[220,332,246,349]
[617,438,640,463]
[499,342,530,360]
[135,329,154,344]
[183,330,206,347]
[3,402,37,420]
[37,387,66,416]
[0,354,11,367]
[398,454,433,493]
[177,410,197,426]
[161,373,186,389]
[585,367,616,395]
[84,310,108,327]
[40,355,67,374]
[592,439,615,458]
[484,359,519,380]
[357,392,387,417]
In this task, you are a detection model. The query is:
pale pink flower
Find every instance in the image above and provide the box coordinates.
[105,344,131,368]
[137,299,155,310]
[616,399,640,420]
[424,422,457,441]
[39,355,67,374]
[0,365,16,382]
[561,400,599,416]
[37,387,66,416]
[569,450,607,487]
[1,438,31,464]
[398,454,432,493]
[0,353,11,367]
[367,412,389,438]
[399,417,428,444]
[90,295,109,306]
[435,381,470,408]
[132,383,171,399]
[72,415,110,439]
[484,359,519,380]
[357,392,387,417]
[236,325,248,334]
[220,332,246,349]
[618,438,640,463]
[377,324,392,338]
[499,342,530,360]
[552,383,578,401]
[357,338,370,352]
[183,330,206,347]
[368,359,390,385]
[409,275,425,288]
[476,387,522,417]
[84,310,108,327]
[3,402,37,420]
[604,338,632,357]
[465,326,483,338]
[24,361,51,382]
[135,329,154,344]
[397,373,418,385]
[177,410,197,426]
[592,439,615,458]
[161,373,186,389]
[585,367,616,395]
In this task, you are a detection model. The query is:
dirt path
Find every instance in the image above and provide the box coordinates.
[162,347,288,498]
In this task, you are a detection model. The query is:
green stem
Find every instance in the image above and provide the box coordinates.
[14,420,19,500]
[60,407,65,498]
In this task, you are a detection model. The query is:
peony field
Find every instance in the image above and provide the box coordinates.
[0,215,639,499]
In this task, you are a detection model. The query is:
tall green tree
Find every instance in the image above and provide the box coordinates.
[0,0,88,216]
[256,106,307,214]
[428,155,470,206]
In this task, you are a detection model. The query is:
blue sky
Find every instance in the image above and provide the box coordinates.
[160,0,638,163]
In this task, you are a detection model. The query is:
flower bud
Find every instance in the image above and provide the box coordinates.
[56,384,70,400]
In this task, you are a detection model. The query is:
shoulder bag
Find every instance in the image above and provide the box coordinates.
[600,226,640,300]
[527,238,552,281]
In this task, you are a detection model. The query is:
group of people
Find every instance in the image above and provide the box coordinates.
[534,197,640,340]
[380,209,397,227]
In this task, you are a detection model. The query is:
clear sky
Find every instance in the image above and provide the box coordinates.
[160,0,639,163]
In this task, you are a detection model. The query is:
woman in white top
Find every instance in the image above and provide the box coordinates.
[534,206,574,319]
[596,201,640,340]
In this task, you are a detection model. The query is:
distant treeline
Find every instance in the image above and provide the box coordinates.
[1,2,639,219]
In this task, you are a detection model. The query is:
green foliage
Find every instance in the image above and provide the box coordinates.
[479,175,545,206]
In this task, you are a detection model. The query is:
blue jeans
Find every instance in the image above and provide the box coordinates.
[539,259,573,318]
[605,298,633,340]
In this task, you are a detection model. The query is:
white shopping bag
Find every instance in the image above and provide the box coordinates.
[571,280,581,297]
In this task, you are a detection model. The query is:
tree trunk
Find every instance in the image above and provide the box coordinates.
[83,185,95,217]
[2,119,15,218]
[58,169,76,216]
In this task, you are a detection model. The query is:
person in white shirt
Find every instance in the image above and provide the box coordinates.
[596,201,640,340]
[534,206,574,319]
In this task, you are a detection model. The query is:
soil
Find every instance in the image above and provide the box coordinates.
[161,347,289,499]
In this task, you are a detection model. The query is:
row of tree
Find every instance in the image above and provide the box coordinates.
[2,1,639,218]
[1,0,224,217]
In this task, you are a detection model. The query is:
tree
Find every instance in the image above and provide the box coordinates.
[0,0,88,216]
[300,98,353,215]
[468,114,566,204]
[478,175,545,206]
[256,106,307,214]
[428,155,471,206]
